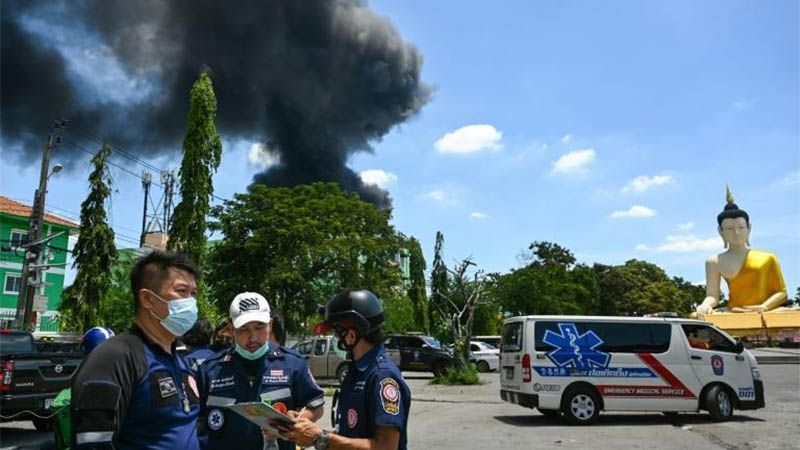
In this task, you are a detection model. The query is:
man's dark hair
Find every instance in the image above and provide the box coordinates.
[270,310,286,346]
[182,317,212,348]
[130,250,199,310]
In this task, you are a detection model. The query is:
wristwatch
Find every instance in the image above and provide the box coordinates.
[313,429,330,450]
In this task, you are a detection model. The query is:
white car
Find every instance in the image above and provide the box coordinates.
[469,340,500,372]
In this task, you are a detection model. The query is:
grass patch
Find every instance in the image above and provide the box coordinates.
[430,364,482,385]
[324,387,336,397]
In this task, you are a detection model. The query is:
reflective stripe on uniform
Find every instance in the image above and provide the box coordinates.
[76,431,114,444]
[207,395,237,407]
[306,396,325,408]
[262,388,292,401]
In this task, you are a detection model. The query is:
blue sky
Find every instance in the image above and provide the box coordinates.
[2,0,798,300]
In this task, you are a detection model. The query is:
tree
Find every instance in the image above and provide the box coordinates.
[168,70,222,316]
[431,258,489,368]
[491,242,598,317]
[405,236,428,332]
[429,231,449,339]
[96,251,137,333]
[60,144,117,331]
[207,183,400,334]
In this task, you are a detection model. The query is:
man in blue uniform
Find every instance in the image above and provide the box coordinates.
[197,292,324,450]
[70,251,201,450]
[281,289,411,450]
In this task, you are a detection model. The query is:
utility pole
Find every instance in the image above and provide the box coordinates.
[140,171,152,247]
[15,120,68,331]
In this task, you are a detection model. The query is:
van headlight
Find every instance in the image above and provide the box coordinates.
[751,367,761,380]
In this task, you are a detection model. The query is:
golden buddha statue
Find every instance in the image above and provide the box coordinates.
[696,188,788,316]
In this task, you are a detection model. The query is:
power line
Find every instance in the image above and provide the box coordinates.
[69,126,166,174]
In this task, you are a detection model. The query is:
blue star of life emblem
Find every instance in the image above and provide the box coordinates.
[542,323,610,370]
[208,408,225,431]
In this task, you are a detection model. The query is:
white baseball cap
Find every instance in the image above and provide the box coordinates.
[230,292,272,328]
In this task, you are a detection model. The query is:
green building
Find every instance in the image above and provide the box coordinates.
[0,196,79,331]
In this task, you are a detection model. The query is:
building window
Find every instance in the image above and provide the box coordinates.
[9,229,28,248]
[4,273,22,294]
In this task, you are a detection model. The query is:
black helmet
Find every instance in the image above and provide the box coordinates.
[315,289,384,336]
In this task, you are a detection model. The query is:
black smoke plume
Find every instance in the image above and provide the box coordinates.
[1,0,431,208]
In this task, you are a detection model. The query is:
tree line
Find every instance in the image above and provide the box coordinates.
[58,70,794,339]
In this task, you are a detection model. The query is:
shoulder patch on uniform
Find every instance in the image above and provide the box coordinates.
[379,377,401,415]
[208,408,225,431]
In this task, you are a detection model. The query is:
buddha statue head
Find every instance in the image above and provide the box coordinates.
[717,186,750,249]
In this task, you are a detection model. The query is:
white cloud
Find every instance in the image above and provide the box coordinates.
[676,221,695,231]
[732,99,756,110]
[359,169,397,188]
[470,211,488,220]
[425,190,446,202]
[637,235,721,253]
[561,134,573,144]
[247,143,280,168]
[434,124,502,154]
[621,175,675,193]
[778,170,800,187]
[551,148,596,174]
[610,205,657,219]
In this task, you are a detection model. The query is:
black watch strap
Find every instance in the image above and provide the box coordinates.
[313,429,330,450]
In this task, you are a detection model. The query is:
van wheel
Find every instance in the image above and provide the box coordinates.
[562,386,600,425]
[433,361,449,377]
[336,364,349,384]
[476,360,490,373]
[538,408,561,419]
[705,385,733,421]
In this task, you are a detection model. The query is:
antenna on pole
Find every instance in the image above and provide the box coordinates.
[139,169,176,250]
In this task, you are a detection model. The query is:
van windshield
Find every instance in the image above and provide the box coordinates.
[502,322,523,352]
[422,337,441,349]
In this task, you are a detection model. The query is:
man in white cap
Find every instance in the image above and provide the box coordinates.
[196,292,324,450]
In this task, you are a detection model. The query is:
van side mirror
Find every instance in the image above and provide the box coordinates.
[735,340,745,353]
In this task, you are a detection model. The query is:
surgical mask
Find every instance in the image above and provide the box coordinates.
[147,290,198,337]
[235,342,270,360]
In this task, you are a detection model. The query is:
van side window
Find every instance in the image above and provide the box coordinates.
[682,324,737,353]
[502,322,523,352]
[314,339,328,356]
[534,321,671,353]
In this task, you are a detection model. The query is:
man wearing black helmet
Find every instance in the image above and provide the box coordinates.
[280,289,410,450]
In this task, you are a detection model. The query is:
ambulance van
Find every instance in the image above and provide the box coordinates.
[499,316,764,424]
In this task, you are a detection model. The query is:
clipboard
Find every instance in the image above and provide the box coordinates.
[224,402,295,430]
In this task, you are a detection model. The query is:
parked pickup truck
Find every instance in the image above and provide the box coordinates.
[0,330,83,430]
[292,335,401,384]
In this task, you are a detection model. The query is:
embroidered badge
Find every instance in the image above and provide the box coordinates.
[208,408,225,431]
[380,377,400,415]
[211,375,235,390]
[158,376,177,398]
[347,408,358,428]
[711,355,724,376]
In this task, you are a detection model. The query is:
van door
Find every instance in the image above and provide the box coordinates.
[500,320,526,392]
[681,324,752,400]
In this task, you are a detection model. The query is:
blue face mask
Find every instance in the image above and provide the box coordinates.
[147,290,198,337]
[235,342,270,360]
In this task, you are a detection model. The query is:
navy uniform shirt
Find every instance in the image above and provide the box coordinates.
[197,343,325,450]
[336,344,411,450]
[71,325,201,450]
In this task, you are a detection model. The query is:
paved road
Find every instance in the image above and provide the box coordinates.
[3,365,798,449]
